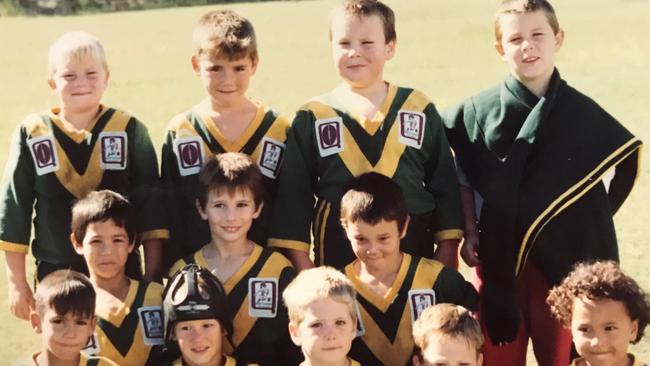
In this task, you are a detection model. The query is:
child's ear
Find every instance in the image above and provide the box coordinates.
[629,319,639,343]
[412,354,422,366]
[48,78,57,92]
[191,55,201,74]
[71,233,84,255]
[385,39,396,60]
[554,29,565,51]
[30,310,42,334]
[195,199,208,220]
[400,216,410,239]
[252,202,264,219]
[494,40,505,57]
[478,353,484,366]
[288,322,302,347]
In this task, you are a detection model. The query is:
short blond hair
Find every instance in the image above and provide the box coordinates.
[283,266,357,325]
[193,9,258,62]
[412,304,483,358]
[48,31,108,77]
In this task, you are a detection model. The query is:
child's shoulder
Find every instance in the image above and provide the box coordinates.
[132,278,164,304]
[259,245,293,270]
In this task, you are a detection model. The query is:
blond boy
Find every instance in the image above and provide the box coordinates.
[161,10,290,266]
[1,31,166,321]
[283,266,361,366]
[412,304,483,366]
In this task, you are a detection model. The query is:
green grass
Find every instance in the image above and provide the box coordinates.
[1,0,649,363]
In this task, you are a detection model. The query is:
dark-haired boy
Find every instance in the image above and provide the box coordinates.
[340,172,477,366]
[71,190,164,365]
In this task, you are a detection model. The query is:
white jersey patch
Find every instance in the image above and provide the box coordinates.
[81,333,100,356]
[258,137,285,179]
[173,136,205,176]
[408,289,436,324]
[397,110,426,149]
[138,306,164,346]
[315,117,344,157]
[27,135,59,176]
[248,277,278,318]
[99,132,128,170]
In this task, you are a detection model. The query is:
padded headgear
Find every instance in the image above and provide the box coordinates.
[162,263,231,346]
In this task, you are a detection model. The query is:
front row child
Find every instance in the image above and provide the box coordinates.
[339,172,478,366]
[71,190,164,365]
[163,264,254,366]
[283,266,361,366]
[412,304,484,366]
[168,152,300,365]
[547,261,650,366]
[15,269,116,366]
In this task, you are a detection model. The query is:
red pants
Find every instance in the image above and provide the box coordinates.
[474,263,572,366]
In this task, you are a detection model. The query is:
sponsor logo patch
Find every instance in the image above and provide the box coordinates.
[397,110,426,149]
[173,136,205,176]
[258,137,285,179]
[248,278,278,318]
[138,306,164,346]
[408,289,436,324]
[99,132,127,170]
[315,117,344,157]
[27,135,59,175]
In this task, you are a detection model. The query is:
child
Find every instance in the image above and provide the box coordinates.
[547,261,649,366]
[269,0,463,271]
[14,269,116,366]
[163,263,254,366]
[168,152,301,366]
[283,266,361,366]
[161,9,290,266]
[442,0,642,364]
[1,31,166,321]
[411,304,483,366]
[340,172,478,366]
[71,190,164,365]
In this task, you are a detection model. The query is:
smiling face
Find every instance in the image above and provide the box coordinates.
[571,298,638,366]
[330,10,395,92]
[48,55,109,115]
[495,10,563,93]
[345,218,407,271]
[174,318,223,366]
[72,219,134,282]
[413,335,482,366]
[32,308,96,363]
[289,297,356,366]
[192,53,257,108]
[197,187,262,247]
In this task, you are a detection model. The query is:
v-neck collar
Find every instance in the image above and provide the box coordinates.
[198,101,265,152]
[331,83,397,136]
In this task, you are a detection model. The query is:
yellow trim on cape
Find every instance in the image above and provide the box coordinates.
[516,138,642,275]
[199,102,265,152]
[330,84,397,136]
[346,254,411,312]
[139,229,170,241]
[267,238,310,252]
[95,279,138,326]
[433,229,464,242]
[48,106,107,144]
[250,113,289,162]
[0,240,29,253]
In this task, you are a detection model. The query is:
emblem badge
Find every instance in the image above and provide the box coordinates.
[258,137,285,179]
[27,135,59,176]
[248,278,278,318]
[173,136,205,176]
[138,306,164,346]
[408,289,436,323]
[397,110,426,149]
[315,117,344,157]
[99,132,127,170]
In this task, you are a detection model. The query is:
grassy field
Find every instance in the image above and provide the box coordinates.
[0,0,648,363]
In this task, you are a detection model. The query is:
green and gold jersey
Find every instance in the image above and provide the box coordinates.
[0,107,168,265]
[83,279,164,366]
[161,102,289,264]
[13,352,118,366]
[570,354,647,366]
[169,244,301,366]
[169,355,258,366]
[269,85,463,267]
[299,358,362,366]
[345,254,477,366]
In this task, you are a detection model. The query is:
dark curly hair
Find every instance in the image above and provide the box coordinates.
[547,260,649,344]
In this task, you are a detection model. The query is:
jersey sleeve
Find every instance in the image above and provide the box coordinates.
[268,110,319,253]
[423,103,464,242]
[128,119,168,241]
[0,124,35,253]
[433,266,478,311]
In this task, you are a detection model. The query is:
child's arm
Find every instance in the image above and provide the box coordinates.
[280,249,315,272]
[4,252,34,320]
[459,184,480,268]
[142,238,164,282]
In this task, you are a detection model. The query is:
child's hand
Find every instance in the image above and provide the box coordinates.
[8,280,35,321]
[460,233,480,267]
[433,239,460,270]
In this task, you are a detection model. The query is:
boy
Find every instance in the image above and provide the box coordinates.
[1,31,167,321]
[163,263,255,366]
[168,153,301,366]
[442,0,642,364]
[269,0,463,270]
[547,261,649,366]
[340,172,478,366]
[14,269,116,366]
[283,266,361,366]
[411,304,484,366]
[71,190,164,365]
[161,9,290,265]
